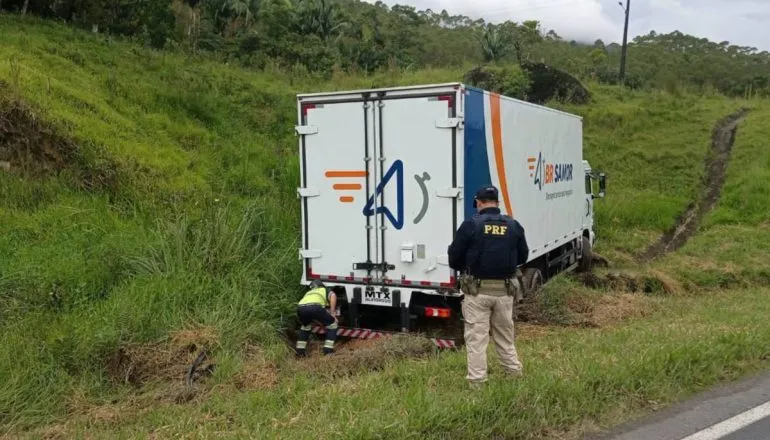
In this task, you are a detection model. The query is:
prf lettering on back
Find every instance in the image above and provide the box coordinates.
[484,225,508,236]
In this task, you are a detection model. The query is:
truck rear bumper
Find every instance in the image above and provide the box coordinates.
[309,325,459,349]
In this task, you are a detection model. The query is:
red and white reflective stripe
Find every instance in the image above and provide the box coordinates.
[311,326,457,348]
[311,325,385,340]
[432,339,456,349]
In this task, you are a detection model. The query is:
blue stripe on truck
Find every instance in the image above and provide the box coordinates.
[463,88,492,220]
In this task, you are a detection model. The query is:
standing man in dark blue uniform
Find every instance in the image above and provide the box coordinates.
[448,185,530,387]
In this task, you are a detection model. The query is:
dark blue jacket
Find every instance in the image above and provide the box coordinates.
[448,207,529,279]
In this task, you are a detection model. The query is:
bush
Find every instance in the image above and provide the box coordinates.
[520,61,591,105]
[462,65,531,100]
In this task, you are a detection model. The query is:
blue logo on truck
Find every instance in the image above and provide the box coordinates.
[363,160,405,230]
[529,152,573,191]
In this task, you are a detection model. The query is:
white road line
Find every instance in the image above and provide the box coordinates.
[680,401,770,440]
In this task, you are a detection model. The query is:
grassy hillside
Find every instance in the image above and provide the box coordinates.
[1,15,770,439]
[653,106,770,287]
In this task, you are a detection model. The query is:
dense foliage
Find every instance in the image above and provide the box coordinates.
[2,0,769,98]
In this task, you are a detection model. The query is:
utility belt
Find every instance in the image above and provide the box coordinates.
[459,275,518,297]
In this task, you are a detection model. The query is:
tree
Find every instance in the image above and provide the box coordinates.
[513,20,543,63]
[8,0,770,98]
[479,25,510,63]
[297,0,349,42]
[223,0,259,27]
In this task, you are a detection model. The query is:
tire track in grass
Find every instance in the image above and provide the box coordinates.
[640,108,749,262]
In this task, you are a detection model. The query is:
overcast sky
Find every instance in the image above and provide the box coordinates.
[366,0,770,50]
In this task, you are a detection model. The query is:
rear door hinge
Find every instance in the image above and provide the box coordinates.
[297,187,320,198]
[435,118,463,129]
[436,187,462,198]
[300,249,322,259]
[295,125,319,136]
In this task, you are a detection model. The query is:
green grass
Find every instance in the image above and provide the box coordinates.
[553,90,746,256]
[15,288,770,440]
[652,106,770,288]
[2,14,770,439]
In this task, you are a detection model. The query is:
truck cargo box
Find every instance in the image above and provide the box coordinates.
[295,83,605,338]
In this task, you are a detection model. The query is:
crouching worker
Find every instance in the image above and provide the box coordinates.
[295,280,338,357]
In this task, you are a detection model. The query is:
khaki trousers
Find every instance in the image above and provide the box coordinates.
[462,293,523,382]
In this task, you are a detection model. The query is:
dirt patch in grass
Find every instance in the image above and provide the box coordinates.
[103,325,276,396]
[291,334,438,379]
[641,108,748,261]
[572,293,655,328]
[0,86,78,174]
[574,270,682,296]
[515,270,669,329]
[105,341,207,389]
[231,345,280,391]
[16,327,280,440]
[0,87,119,192]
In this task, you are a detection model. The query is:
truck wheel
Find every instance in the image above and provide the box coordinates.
[522,267,544,296]
[577,236,593,273]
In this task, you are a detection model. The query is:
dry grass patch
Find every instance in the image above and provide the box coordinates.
[230,345,280,392]
[290,334,438,379]
[105,325,220,389]
[581,293,656,327]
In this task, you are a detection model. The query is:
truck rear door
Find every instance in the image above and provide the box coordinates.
[370,92,460,290]
[298,99,375,284]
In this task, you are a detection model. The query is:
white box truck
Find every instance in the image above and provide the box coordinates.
[295,83,606,347]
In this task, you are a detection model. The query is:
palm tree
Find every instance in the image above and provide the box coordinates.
[225,0,259,27]
[480,26,508,63]
[300,0,349,42]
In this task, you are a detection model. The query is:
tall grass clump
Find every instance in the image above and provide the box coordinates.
[0,200,300,428]
[122,200,301,343]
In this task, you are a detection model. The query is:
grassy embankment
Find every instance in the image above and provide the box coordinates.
[1,15,769,439]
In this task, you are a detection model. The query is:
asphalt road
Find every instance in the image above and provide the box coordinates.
[588,372,770,440]
[721,414,770,440]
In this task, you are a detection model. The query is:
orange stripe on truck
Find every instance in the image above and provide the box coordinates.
[339,196,355,203]
[325,170,367,178]
[333,183,362,190]
[490,93,514,217]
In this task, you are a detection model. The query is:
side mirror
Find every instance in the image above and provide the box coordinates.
[598,173,606,198]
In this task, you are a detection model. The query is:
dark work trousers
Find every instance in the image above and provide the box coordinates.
[295,304,338,356]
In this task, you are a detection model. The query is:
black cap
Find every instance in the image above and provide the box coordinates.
[473,185,499,207]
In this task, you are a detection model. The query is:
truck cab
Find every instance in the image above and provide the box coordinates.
[582,160,607,251]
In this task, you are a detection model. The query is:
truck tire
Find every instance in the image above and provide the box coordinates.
[522,267,544,296]
[577,236,593,273]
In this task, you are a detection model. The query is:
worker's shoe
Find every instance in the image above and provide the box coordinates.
[322,339,335,355]
[295,348,307,359]
[504,368,523,378]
